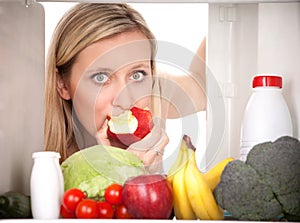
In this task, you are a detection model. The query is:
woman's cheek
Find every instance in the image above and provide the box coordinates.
[71,82,107,137]
[93,89,114,131]
[73,93,97,134]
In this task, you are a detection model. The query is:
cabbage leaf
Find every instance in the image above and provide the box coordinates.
[61,145,144,197]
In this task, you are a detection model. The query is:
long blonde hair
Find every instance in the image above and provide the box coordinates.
[44,3,157,162]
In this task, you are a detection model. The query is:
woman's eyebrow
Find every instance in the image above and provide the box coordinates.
[85,61,150,75]
[84,67,113,75]
[128,62,150,70]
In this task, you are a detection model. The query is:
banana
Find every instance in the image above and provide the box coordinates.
[204,157,234,191]
[184,137,224,220]
[172,141,197,220]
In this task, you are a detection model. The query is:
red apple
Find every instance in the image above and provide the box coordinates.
[122,174,173,219]
[107,107,153,146]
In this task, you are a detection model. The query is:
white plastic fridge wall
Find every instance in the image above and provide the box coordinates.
[0,1,45,194]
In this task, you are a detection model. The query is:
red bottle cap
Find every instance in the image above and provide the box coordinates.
[252,75,282,88]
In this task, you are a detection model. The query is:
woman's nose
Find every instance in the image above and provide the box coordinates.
[112,81,135,113]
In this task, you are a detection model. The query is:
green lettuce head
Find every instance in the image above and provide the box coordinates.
[61,145,144,198]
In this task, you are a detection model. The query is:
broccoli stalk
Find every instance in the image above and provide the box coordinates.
[214,136,300,221]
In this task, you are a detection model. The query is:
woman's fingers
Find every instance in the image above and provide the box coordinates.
[143,130,169,173]
[95,119,111,146]
[127,123,169,173]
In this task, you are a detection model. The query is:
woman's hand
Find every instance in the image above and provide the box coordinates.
[126,118,169,173]
[96,117,169,173]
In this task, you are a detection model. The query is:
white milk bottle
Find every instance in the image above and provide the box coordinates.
[240,75,293,161]
[30,151,63,219]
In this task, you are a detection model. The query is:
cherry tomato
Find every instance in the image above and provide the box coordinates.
[97,201,114,219]
[75,199,98,219]
[104,183,123,205]
[62,188,86,213]
[115,204,132,219]
[60,204,76,218]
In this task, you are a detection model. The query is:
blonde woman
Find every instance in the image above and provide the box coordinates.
[44,3,206,172]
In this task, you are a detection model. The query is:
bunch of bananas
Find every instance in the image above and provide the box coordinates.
[168,135,234,220]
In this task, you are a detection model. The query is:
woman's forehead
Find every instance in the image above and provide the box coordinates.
[77,30,152,72]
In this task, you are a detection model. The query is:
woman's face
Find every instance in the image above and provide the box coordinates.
[58,30,153,145]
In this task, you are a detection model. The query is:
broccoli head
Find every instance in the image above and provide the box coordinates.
[214,136,300,221]
[214,160,282,220]
[246,136,300,218]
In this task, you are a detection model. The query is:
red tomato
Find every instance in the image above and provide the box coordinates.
[75,199,98,219]
[97,201,114,219]
[104,184,123,205]
[62,188,86,213]
[60,204,76,218]
[115,205,132,219]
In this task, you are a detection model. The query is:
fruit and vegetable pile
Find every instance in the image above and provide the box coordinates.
[59,134,300,221]
[1,135,299,220]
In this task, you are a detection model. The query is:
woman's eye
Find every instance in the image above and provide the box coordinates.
[130,71,146,81]
[92,72,109,84]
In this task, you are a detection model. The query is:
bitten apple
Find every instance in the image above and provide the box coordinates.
[107,107,153,146]
[122,174,173,219]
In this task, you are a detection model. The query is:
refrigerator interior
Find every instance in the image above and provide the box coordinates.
[206,2,300,169]
[0,0,299,195]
